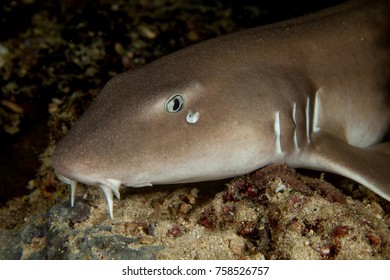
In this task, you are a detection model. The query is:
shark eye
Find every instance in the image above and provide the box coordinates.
[165,94,184,113]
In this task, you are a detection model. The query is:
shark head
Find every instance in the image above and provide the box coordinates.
[52,45,281,218]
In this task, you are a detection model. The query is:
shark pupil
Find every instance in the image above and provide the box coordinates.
[173,99,180,111]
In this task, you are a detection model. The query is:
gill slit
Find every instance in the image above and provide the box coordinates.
[274,111,282,155]
[292,102,299,151]
[305,96,311,143]
[313,90,320,133]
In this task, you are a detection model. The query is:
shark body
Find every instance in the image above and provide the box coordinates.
[53,0,390,218]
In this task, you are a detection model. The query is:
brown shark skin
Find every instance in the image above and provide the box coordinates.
[52,0,390,218]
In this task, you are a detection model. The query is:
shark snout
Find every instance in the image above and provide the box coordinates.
[52,139,125,219]
[52,136,99,186]
[52,145,76,183]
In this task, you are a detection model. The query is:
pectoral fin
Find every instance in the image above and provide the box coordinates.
[302,133,390,201]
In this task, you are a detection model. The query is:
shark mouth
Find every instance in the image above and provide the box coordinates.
[55,173,152,219]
